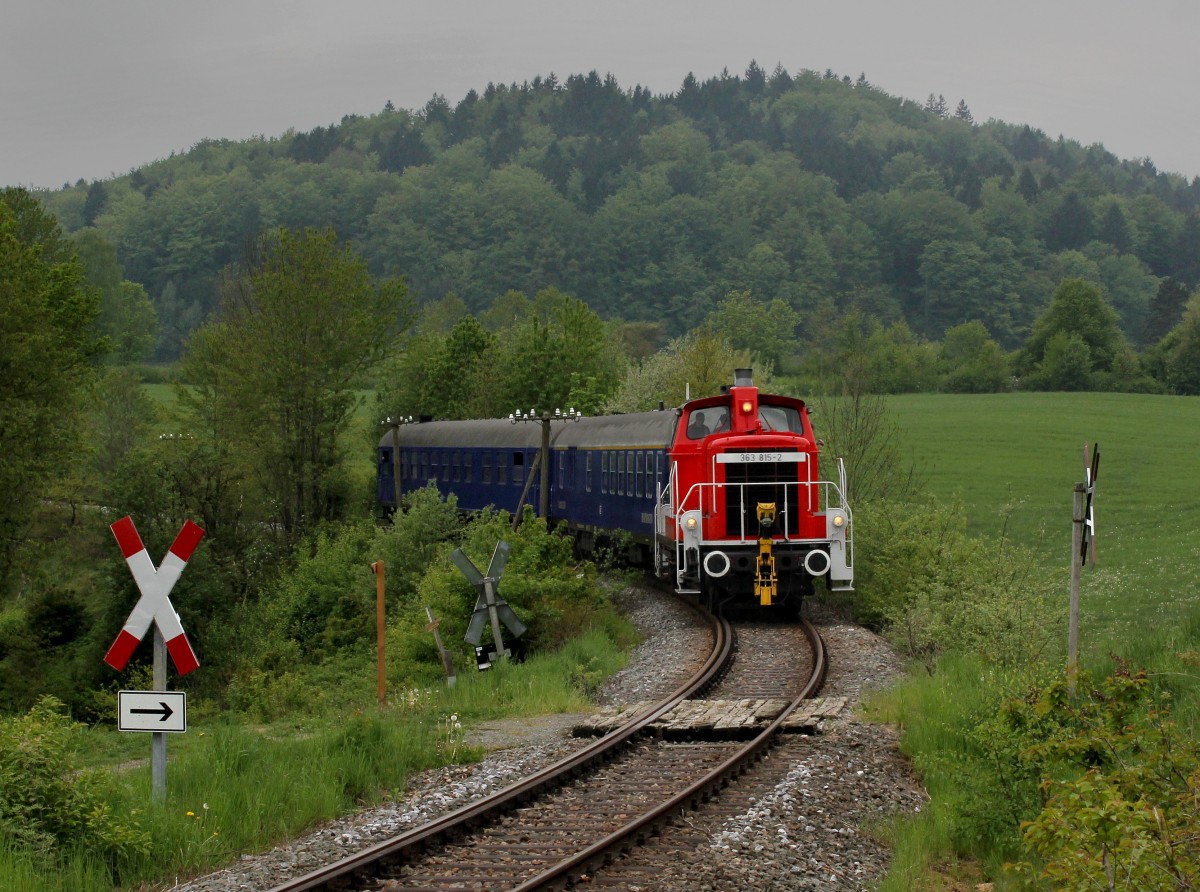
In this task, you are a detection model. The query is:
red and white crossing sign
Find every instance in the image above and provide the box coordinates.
[104,516,204,676]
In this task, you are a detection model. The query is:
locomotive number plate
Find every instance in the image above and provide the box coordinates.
[716,452,806,463]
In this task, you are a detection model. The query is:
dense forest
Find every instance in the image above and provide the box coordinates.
[34,63,1200,370]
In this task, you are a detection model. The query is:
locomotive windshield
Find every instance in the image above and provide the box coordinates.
[686,403,804,439]
[758,404,803,434]
[686,407,730,439]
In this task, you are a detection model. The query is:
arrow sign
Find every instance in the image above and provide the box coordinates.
[104,517,204,675]
[452,542,527,647]
[118,690,187,733]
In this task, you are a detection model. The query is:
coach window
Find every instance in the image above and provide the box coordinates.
[585,453,593,493]
[498,452,508,485]
[464,453,473,483]
[442,451,450,480]
[513,452,524,485]
[635,452,644,498]
[616,452,624,495]
[482,452,492,484]
[451,452,460,482]
[600,452,607,493]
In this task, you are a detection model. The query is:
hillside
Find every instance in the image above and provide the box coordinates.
[36,65,1200,361]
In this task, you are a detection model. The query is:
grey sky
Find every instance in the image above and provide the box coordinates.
[3,0,1197,190]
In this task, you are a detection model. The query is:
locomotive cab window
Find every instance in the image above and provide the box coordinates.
[687,406,730,439]
[759,404,803,434]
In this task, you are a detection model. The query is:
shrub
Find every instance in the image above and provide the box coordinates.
[0,697,149,872]
[853,500,1064,671]
[1005,663,1200,889]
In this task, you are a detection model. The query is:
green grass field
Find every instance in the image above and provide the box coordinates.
[886,392,1200,665]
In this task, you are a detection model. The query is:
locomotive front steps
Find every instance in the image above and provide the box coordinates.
[572,696,847,741]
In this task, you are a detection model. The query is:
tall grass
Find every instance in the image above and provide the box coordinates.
[0,626,628,888]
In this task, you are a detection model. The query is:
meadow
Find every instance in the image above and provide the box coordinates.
[887,392,1200,664]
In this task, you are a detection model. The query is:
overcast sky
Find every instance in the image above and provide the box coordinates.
[3,0,1197,190]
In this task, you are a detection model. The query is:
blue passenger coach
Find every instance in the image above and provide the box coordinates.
[377,409,678,554]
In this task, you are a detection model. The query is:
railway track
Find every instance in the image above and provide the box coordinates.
[269,607,825,892]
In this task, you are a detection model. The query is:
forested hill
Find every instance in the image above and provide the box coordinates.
[38,64,1200,360]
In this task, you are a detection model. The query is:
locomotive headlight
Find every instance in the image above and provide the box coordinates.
[832,513,845,528]
[685,516,698,530]
[741,400,753,414]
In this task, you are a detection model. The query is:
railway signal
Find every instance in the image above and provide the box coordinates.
[1068,443,1099,695]
[452,541,526,665]
[1081,442,1100,567]
[104,516,203,675]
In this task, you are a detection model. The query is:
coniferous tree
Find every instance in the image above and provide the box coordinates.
[1142,278,1191,346]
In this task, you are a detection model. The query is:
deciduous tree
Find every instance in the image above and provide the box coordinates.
[181,228,412,541]
[0,189,101,590]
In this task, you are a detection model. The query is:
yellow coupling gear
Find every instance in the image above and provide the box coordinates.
[755,502,777,606]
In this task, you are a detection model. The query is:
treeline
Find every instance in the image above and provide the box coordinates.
[35,64,1200,363]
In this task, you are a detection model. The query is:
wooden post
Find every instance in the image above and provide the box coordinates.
[1068,483,1084,695]
[424,605,456,687]
[539,413,551,520]
[372,561,386,706]
[511,452,541,531]
[152,626,167,803]
[391,425,401,512]
[483,577,507,660]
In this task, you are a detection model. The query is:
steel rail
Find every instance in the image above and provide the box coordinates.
[267,597,733,892]
[510,618,826,890]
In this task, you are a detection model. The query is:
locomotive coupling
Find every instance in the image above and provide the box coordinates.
[755,502,778,606]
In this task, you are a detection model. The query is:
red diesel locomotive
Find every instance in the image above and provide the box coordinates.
[378,369,852,611]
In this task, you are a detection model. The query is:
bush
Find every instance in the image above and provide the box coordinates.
[0,697,149,873]
[1006,663,1200,889]
[852,500,1064,671]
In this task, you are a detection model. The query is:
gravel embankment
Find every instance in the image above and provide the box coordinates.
[167,588,925,891]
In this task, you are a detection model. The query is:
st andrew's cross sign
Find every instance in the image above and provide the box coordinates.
[104,516,204,676]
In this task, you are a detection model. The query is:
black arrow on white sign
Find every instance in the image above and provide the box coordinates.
[130,701,175,721]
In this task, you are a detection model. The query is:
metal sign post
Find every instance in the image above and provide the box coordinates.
[105,516,204,804]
